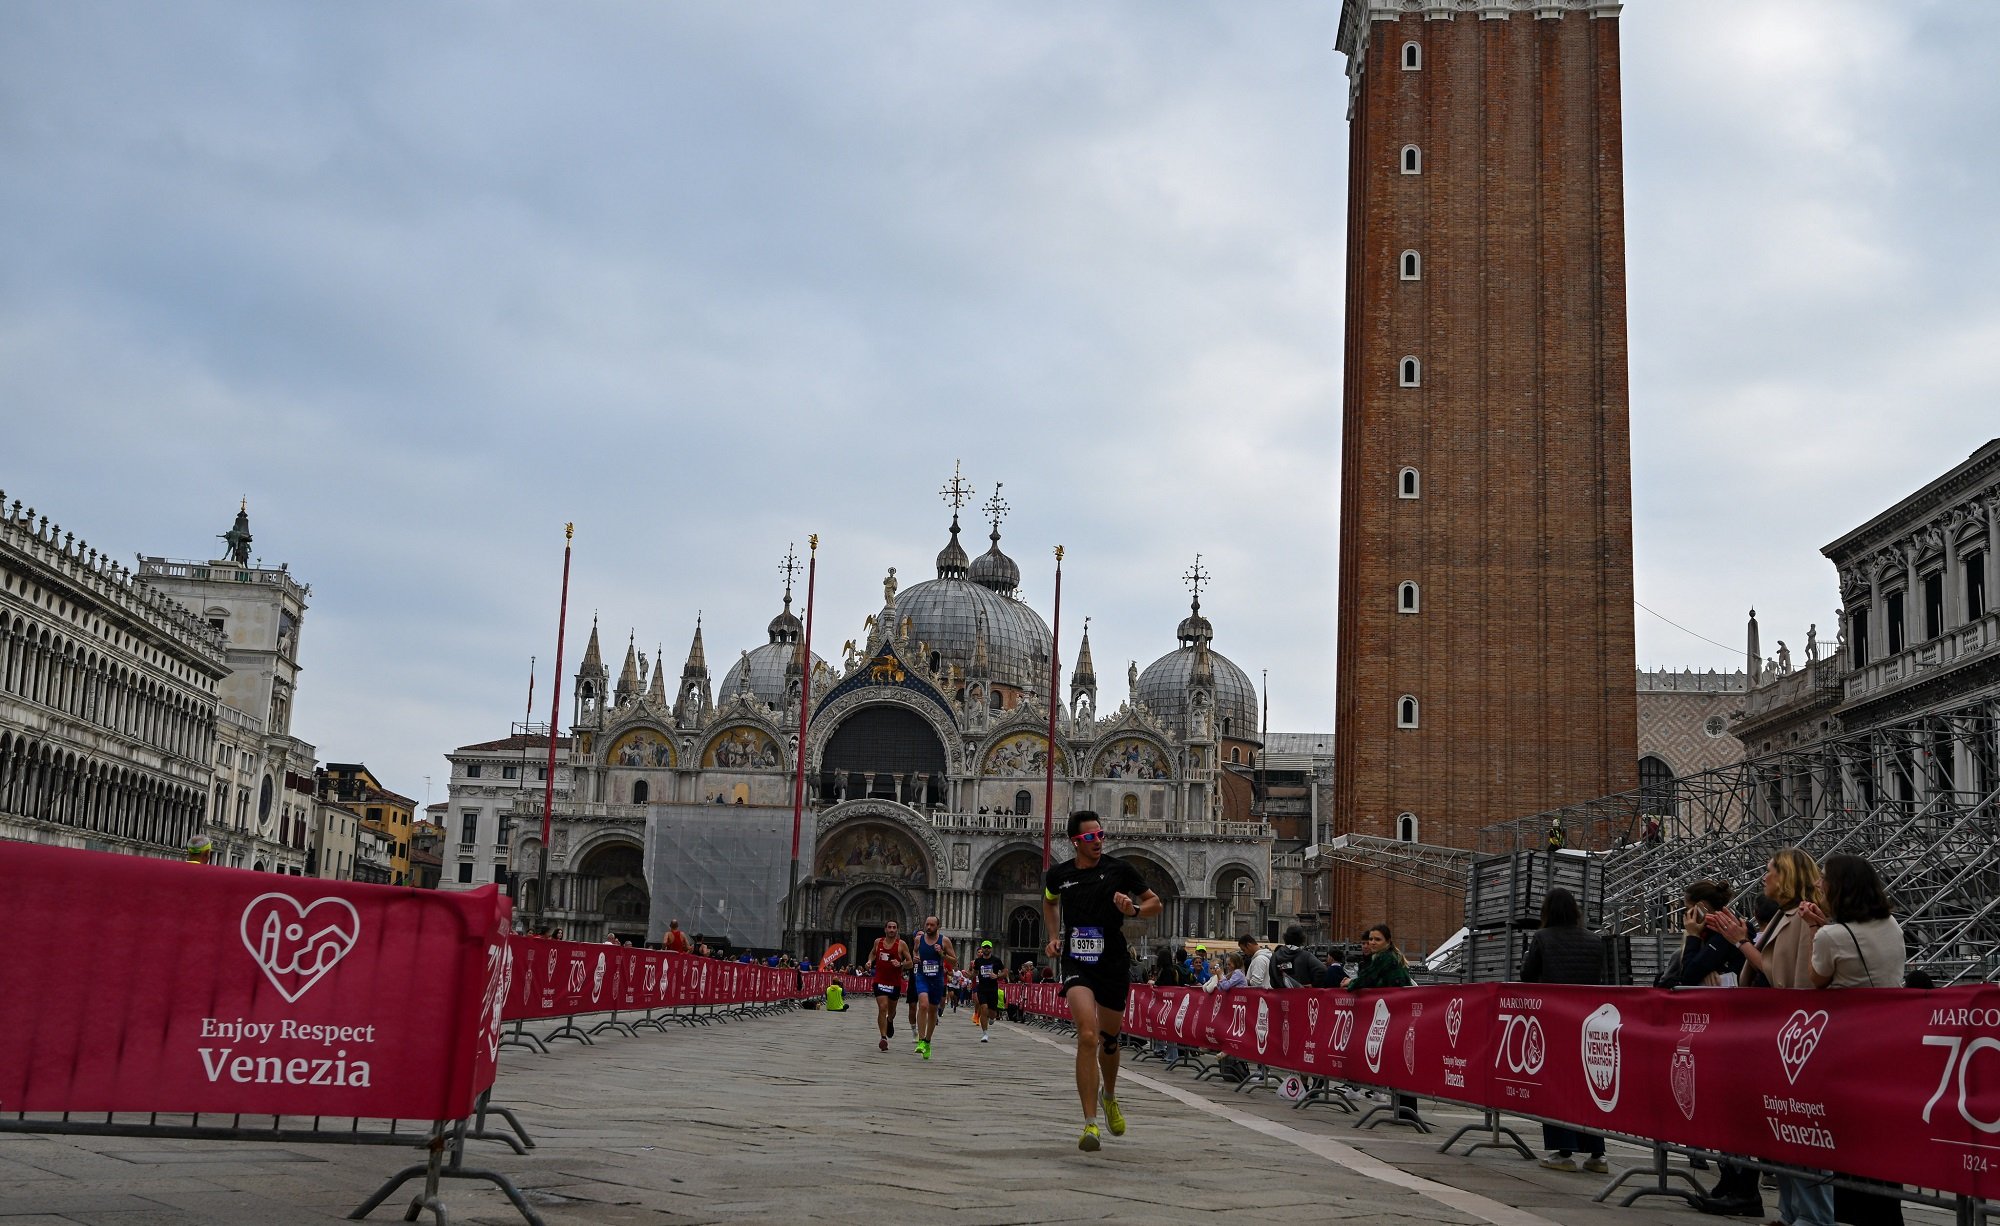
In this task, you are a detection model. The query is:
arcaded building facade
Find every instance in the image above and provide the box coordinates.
[1328,0,1639,953]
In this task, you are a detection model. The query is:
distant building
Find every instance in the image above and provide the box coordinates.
[318,762,416,885]
[137,502,316,874]
[1634,668,1750,820]
[437,730,573,892]
[353,819,394,885]
[311,798,360,881]
[409,816,444,889]
[1,488,225,859]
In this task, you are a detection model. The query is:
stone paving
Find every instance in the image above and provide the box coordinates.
[0,1003,1955,1225]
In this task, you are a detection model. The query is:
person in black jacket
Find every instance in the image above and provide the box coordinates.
[1519,888,1609,1174]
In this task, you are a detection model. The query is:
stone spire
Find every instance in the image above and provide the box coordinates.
[616,632,641,705]
[677,616,712,728]
[1070,618,1099,725]
[1747,608,1762,684]
[575,616,609,729]
[646,643,668,706]
[579,617,605,677]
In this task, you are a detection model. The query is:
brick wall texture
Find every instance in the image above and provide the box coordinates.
[1329,12,1640,956]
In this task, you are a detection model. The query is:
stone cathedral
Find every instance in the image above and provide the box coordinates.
[512,475,1276,970]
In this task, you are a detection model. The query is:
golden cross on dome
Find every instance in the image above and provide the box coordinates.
[939,460,972,514]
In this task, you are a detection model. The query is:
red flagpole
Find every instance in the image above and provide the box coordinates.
[1042,545,1064,871]
[535,523,574,934]
[787,534,819,956]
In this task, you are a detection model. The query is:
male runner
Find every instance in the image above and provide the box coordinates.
[911,915,954,1060]
[866,920,911,1053]
[1043,810,1161,1151]
[970,938,1005,1042]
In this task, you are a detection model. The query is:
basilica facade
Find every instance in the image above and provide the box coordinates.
[492,492,1277,970]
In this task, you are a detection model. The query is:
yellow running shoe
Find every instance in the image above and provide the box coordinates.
[1102,1095,1126,1137]
[1078,1123,1101,1152]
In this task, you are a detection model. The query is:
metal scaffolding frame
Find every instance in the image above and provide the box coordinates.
[1478,695,2000,984]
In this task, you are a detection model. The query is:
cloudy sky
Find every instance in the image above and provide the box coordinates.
[4,1,1996,802]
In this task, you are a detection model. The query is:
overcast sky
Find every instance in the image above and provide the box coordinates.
[4,2,1996,804]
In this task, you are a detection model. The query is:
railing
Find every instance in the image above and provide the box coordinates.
[137,556,311,602]
[216,703,265,734]
[1845,609,1999,705]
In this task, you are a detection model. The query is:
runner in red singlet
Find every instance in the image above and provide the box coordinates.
[867,920,911,1053]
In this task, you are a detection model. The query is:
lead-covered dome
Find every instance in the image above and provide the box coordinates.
[896,515,1050,692]
[1136,597,1259,741]
[722,591,825,708]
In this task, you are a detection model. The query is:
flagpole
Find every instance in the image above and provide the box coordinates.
[787,534,819,959]
[1042,545,1064,872]
[535,523,574,937]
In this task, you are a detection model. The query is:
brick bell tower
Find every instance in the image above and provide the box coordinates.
[1328,0,1639,954]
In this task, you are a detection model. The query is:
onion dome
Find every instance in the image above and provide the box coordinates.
[969,524,1020,594]
[936,514,971,579]
[723,588,825,709]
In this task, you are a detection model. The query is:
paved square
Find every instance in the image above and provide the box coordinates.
[0,1005,1946,1224]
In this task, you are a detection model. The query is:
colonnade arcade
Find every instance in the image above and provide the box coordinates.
[1,614,216,763]
[0,728,204,853]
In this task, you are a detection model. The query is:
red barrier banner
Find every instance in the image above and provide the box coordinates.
[499,940,814,1021]
[1024,979,2000,1200]
[0,842,509,1121]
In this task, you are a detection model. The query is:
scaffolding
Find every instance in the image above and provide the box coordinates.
[1477,694,2000,985]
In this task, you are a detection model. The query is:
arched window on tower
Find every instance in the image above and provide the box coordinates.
[632,779,648,805]
[1397,696,1419,729]
[1402,41,1421,71]
[1401,144,1421,174]
[1400,250,1421,280]
[1399,467,1420,499]
[1397,812,1418,842]
[1639,755,1676,817]
[1399,357,1421,387]
[1398,581,1420,614]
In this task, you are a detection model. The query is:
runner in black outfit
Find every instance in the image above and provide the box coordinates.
[1043,810,1162,1151]
[971,940,1004,1042]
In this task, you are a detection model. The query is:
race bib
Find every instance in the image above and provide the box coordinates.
[1069,926,1106,964]
[921,959,941,975]
[980,966,996,979]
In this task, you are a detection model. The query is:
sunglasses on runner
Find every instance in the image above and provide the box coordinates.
[1071,830,1105,844]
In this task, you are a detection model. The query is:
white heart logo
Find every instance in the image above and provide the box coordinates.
[1445,997,1464,1048]
[239,893,360,1003]
[1777,1009,1830,1085]
[480,942,513,1060]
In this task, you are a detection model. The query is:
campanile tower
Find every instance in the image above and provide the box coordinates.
[1329,0,1639,951]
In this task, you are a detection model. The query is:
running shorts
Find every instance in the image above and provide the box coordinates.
[1060,959,1132,1012]
[914,974,945,1001]
[872,983,901,1001]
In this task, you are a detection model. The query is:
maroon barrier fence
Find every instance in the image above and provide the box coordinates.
[500,937,824,1020]
[0,841,510,1120]
[1021,979,2000,1201]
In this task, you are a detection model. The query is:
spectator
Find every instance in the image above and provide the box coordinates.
[1147,945,1186,1069]
[1348,923,1417,1121]
[1269,926,1328,990]
[1214,952,1248,991]
[1519,888,1610,1174]
[1188,945,1213,983]
[1659,880,1744,988]
[1708,847,1828,1226]
[1240,934,1271,989]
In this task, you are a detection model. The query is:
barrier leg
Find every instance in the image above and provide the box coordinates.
[1437,1108,1533,1159]
[459,1089,533,1153]
[1295,1077,1358,1114]
[541,1014,593,1045]
[349,1122,450,1224]
[1354,1096,1430,1134]
[1592,1141,1702,1209]
[499,1019,548,1055]
[588,1011,636,1039]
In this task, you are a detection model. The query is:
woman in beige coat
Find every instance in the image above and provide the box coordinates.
[1708,846,1830,1226]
